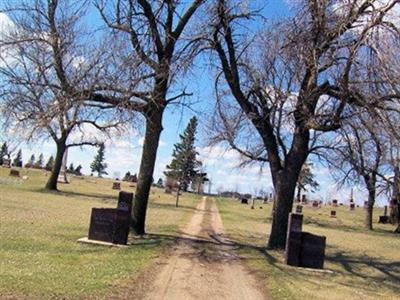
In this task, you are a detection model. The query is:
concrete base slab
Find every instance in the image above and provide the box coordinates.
[77,237,128,248]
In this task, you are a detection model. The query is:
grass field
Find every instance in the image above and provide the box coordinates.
[0,167,201,299]
[216,198,400,300]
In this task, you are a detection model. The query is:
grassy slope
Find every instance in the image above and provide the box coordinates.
[216,198,400,300]
[0,167,200,299]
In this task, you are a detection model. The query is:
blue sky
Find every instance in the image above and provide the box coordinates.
[0,0,388,206]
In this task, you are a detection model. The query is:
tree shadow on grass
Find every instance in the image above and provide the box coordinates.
[326,248,400,285]
[41,189,118,203]
[304,216,396,236]
[128,231,279,268]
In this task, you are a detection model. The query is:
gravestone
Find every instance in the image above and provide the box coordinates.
[349,203,355,211]
[330,210,336,218]
[2,159,11,168]
[364,201,369,209]
[332,199,338,207]
[112,182,121,190]
[117,191,133,212]
[285,213,303,267]
[312,201,319,208]
[241,198,248,204]
[300,233,326,269]
[301,194,307,204]
[295,205,303,214]
[378,205,389,224]
[285,213,326,269]
[87,191,133,245]
[9,169,20,177]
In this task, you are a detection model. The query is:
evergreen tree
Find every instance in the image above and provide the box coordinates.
[75,165,82,176]
[296,162,320,202]
[123,171,132,181]
[26,154,35,168]
[68,163,75,173]
[90,143,108,177]
[34,153,44,169]
[13,149,23,167]
[45,155,55,171]
[0,142,8,165]
[157,178,164,188]
[164,117,201,192]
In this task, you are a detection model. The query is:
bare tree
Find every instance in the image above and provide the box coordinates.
[0,0,128,190]
[89,0,206,234]
[208,0,400,248]
[324,113,386,230]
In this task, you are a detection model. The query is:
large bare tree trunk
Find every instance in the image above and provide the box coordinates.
[45,141,66,191]
[131,108,163,235]
[296,185,301,202]
[268,173,297,249]
[365,186,375,230]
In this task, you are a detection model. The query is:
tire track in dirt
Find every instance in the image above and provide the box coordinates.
[143,196,267,300]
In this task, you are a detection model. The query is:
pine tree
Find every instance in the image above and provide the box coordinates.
[157,178,164,188]
[296,161,319,202]
[74,165,82,176]
[26,154,35,168]
[164,117,201,193]
[0,142,8,165]
[68,163,75,173]
[90,143,108,177]
[45,155,55,171]
[34,153,44,169]
[13,149,23,167]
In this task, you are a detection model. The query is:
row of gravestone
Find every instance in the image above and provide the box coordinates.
[295,204,391,223]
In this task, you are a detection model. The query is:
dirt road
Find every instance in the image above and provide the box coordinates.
[143,197,267,300]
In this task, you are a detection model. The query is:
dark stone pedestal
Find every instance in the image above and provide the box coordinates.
[112,182,121,190]
[300,233,326,269]
[9,169,20,177]
[87,191,133,245]
[285,213,326,269]
[378,216,389,224]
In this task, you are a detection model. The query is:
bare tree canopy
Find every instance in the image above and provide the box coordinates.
[0,0,130,190]
[207,0,400,248]
[88,0,206,234]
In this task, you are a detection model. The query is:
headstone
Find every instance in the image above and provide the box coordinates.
[332,199,338,207]
[87,192,133,245]
[295,205,303,214]
[379,206,389,223]
[9,169,20,177]
[312,201,319,208]
[330,210,336,218]
[301,194,307,204]
[88,208,118,243]
[117,191,133,212]
[300,232,326,269]
[378,216,389,224]
[285,213,303,266]
[2,159,11,168]
[364,201,369,209]
[349,203,355,211]
[241,198,248,204]
[285,213,326,269]
[112,182,121,190]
